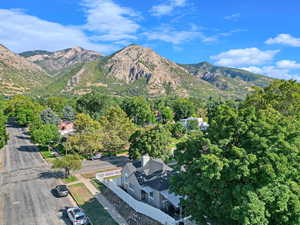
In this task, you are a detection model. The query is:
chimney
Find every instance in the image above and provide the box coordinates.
[141,154,150,167]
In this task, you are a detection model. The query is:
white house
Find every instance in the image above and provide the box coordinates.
[180,117,209,131]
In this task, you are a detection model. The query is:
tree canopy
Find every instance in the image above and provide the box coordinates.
[129,125,171,159]
[52,154,82,178]
[99,106,136,155]
[122,96,155,126]
[171,81,300,225]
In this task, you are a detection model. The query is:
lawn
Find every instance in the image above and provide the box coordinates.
[68,183,118,225]
[63,175,78,183]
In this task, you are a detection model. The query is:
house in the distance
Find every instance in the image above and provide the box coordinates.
[58,120,75,136]
[121,155,181,218]
[180,117,209,131]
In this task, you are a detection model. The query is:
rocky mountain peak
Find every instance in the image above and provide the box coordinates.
[105,44,189,92]
[22,46,102,74]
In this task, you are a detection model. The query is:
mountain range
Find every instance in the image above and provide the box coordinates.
[0,44,273,98]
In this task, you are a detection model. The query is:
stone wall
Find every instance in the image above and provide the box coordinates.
[103,187,163,225]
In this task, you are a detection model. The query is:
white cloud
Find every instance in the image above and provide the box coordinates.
[144,29,201,45]
[0,9,117,53]
[242,66,300,81]
[276,60,300,69]
[150,0,187,16]
[143,24,216,45]
[82,0,140,41]
[224,13,241,21]
[265,34,300,47]
[211,48,279,67]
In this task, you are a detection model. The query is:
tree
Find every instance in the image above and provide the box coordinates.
[63,106,75,121]
[99,106,136,155]
[64,130,104,156]
[122,97,155,126]
[169,122,186,138]
[44,96,75,117]
[187,119,199,130]
[172,98,196,121]
[171,101,300,225]
[74,113,101,132]
[52,154,82,178]
[129,126,171,159]
[6,95,44,126]
[244,80,300,118]
[76,92,118,119]
[158,106,174,124]
[31,124,60,149]
[40,108,60,125]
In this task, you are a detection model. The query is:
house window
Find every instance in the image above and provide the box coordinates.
[149,192,154,199]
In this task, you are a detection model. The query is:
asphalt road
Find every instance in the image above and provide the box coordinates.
[77,156,129,175]
[0,121,72,225]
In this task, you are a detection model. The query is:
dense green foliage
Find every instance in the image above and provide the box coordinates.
[122,96,155,126]
[62,105,76,121]
[6,95,44,126]
[31,124,60,147]
[0,99,8,148]
[168,122,186,138]
[76,92,118,119]
[172,98,196,121]
[129,125,171,159]
[99,106,136,155]
[171,80,300,225]
[52,154,82,178]
[40,108,60,125]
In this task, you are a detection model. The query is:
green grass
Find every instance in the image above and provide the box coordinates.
[69,183,118,225]
[91,179,105,192]
[40,150,55,159]
[63,175,78,183]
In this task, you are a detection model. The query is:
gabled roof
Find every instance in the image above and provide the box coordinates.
[124,158,173,191]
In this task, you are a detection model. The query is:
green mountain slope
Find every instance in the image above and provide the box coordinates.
[0,44,51,96]
[181,62,273,98]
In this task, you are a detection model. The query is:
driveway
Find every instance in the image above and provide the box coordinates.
[0,121,73,225]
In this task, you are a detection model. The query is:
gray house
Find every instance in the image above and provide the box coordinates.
[121,155,181,217]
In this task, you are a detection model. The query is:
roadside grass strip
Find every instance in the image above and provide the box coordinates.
[68,183,118,225]
[63,175,78,183]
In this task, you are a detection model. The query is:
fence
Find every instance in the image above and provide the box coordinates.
[97,176,177,225]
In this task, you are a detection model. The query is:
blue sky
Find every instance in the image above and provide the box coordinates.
[0,0,300,80]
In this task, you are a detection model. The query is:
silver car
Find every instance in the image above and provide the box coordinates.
[66,207,89,225]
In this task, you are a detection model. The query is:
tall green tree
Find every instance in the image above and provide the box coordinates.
[74,113,101,132]
[122,97,155,126]
[6,95,44,126]
[158,106,174,124]
[62,106,76,121]
[64,130,104,156]
[76,92,117,119]
[99,106,136,155]
[172,98,196,121]
[172,98,300,225]
[129,125,171,159]
[52,154,82,178]
[31,124,60,149]
[40,108,60,125]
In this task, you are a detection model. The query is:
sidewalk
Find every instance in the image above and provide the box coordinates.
[72,174,128,225]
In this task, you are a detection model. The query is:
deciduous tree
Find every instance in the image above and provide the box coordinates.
[52,154,82,178]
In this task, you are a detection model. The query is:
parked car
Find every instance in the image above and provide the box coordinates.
[66,207,90,225]
[89,153,102,160]
[54,185,69,197]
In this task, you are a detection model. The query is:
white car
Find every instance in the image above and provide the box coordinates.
[66,207,90,225]
[89,153,102,160]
